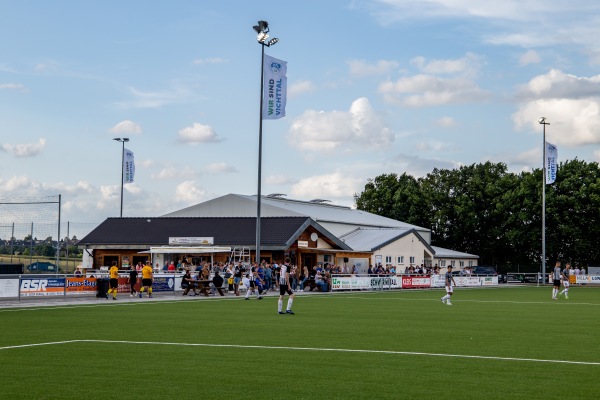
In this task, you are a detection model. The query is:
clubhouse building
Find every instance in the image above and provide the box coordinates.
[79,194,478,271]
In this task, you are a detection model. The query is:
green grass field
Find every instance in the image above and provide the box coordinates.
[1,286,599,399]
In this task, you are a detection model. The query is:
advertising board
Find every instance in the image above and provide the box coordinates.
[20,278,65,297]
[66,277,97,295]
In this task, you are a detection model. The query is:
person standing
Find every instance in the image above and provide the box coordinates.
[108,261,119,300]
[128,265,138,297]
[440,265,456,305]
[264,264,272,292]
[233,263,244,296]
[559,263,571,299]
[551,261,562,300]
[245,264,264,300]
[278,257,295,315]
[139,262,153,298]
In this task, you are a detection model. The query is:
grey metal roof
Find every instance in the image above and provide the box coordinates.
[163,193,428,232]
[78,216,351,251]
[431,246,479,259]
[338,227,434,253]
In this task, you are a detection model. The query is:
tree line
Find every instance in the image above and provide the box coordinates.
[0,235,82,258]
[354,160,600,272]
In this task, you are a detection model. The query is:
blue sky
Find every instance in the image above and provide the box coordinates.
[1,0,600,226]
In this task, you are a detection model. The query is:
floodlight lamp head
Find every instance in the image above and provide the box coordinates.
[123,138,130,142]
[538,117,546,124]
[257,31,269,43]
[266,38,279,47]
[258,20,269,32]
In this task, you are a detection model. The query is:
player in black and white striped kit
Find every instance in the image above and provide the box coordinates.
[278,257,295,315]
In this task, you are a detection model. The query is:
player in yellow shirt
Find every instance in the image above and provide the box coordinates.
[139,262,154,298]
[108,261,119,300]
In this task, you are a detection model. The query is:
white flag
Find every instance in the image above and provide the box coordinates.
[545,142,557,184]
[262,54,287,120]
[123,148,135,184]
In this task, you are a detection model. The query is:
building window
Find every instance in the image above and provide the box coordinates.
[409,256,415,264]
[397,256,404,264]
[468,260,474,267]
[459,261,464,267]
[385,256,392,263]
[451,260,456,267]
[440,260,446,267]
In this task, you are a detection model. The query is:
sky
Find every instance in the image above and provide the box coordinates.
[1,0,600,230]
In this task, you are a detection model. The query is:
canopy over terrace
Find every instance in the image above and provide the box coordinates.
[139,246,232,268]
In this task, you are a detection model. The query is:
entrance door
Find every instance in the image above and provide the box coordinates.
[300,253,316,269]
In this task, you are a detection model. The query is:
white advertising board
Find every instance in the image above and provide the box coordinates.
[0,279,19,298]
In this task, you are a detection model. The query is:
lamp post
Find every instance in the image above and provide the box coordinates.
[253,20,279,264]
[539,117,549,285]
[113,137,129,217]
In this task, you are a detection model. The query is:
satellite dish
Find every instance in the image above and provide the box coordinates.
[310,233,318,242]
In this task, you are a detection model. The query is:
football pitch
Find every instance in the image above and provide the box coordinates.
[1,286,599,399]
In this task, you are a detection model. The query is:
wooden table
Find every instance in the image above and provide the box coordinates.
[189,280,224,296]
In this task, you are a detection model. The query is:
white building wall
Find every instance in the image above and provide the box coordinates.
[370,233,433,270]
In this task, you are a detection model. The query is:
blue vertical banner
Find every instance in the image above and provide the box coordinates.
[545,142,557,184]
[123,148,135,183]
[262,54,287,120]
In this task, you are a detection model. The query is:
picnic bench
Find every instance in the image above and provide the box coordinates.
[190,280,225,296]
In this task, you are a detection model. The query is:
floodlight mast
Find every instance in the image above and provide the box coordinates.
[539,117,550,285]
[253,20,279,264]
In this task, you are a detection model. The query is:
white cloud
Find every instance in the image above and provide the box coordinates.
[178,122,224,144]
[513,98,600,146]
[517,69,600,100]
[410,52,483,76]
[290,172,363,199]
[508,147,540,167]
[1,138,47,157]
[108,120,143,135]
[115,86,195,109]
[288,97,393,151]
[415,139,457,152]
[288,80,316,97]
[372,2,600,65]
[151,166,197,180]
[203,163,237,174]
[266,175,298,185]
[389,152,460,177]
[436,116,457,127]
[519,50,541,66]
[379,74,489,106]
[174,181,209,204]
[193,57,226,64]
[347,59,399,77]
[513,70,600,146]
[0,83,26,91]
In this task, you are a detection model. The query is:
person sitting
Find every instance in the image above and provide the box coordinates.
[181,269,198,296]
[315,271,328,292]
[168,261,176,273]
[212,270,225,296]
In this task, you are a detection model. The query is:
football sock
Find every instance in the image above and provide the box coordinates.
[148,288,153,295]
[287,298,293,311]
[140,287,145,293]
[278,299,283,312]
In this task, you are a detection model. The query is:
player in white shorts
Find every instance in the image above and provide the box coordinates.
[559,263,571,299]
[441,265,457,305]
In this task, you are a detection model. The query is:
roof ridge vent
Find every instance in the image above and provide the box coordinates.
[266,193,287,199]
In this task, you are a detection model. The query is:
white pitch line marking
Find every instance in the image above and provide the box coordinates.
[4,339,595,366]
